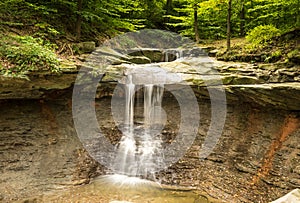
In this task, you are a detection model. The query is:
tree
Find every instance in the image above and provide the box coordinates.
[75,0,83,41]
[193,3,200,42]
[227,0,232,51]
[166,0,173,14]
[239,0,245,36]
[166,0,231,40]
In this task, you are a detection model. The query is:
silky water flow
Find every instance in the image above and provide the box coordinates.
[113,74,165,178]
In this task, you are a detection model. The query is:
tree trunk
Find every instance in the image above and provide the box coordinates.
[297,0,300,26]
[166,0,172,14]
[227,0,232,51]
[75,0,83,41]
[194,4,200,43]
[240,0,245,36]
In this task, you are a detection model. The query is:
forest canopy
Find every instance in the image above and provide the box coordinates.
[0,0,299,41]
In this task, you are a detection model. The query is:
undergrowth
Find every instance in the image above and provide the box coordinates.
[245,25,281,49]
[0,34,60,78]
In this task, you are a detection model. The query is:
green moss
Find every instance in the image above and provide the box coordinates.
[221,75,234,85]
[191,78,205,86]
[287,49,300,64]
[272,50,282,58]
[287,49,300,59]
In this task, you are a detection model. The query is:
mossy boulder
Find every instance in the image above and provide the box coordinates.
[76,41,96,53]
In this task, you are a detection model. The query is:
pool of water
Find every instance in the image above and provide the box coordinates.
[39,175,214,203]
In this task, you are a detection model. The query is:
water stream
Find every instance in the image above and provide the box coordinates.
[113,74,165,177]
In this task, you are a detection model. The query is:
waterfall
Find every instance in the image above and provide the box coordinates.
[114,75,137,175]
[165,52,169,62]
[113,77,165,178]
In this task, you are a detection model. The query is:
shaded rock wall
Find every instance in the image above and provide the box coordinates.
[0,99,102,202]
[0,92,299,202]
[159,100,300,202]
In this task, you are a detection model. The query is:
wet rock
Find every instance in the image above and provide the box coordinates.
[0,71,77,99]
[59,59,78,71]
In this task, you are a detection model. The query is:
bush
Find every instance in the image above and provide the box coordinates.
[246,25,281,48]
[0,35,60,78]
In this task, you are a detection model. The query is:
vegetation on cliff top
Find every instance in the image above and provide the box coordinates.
[0,0,299,77]
[213,27,300,64]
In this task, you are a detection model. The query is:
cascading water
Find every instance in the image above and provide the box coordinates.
[114,75,137,175]
[138,84,165,176]
[112,49,187,178]
[113,74,165,178]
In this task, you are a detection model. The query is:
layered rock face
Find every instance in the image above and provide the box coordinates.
[0,48,299,202]
[1,47,299,109]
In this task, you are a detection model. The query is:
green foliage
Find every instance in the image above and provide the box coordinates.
[197,0,229,39]
[0,0,299,43]
[0,0,147,41]
[247,0,300,31]
[167,0,245,40]
[166,0,299,40]
[245,25,281,48]
[0,35,60,78]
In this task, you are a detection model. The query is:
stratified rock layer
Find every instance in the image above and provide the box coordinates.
[1,48,299,110]
[0,48,299,203]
